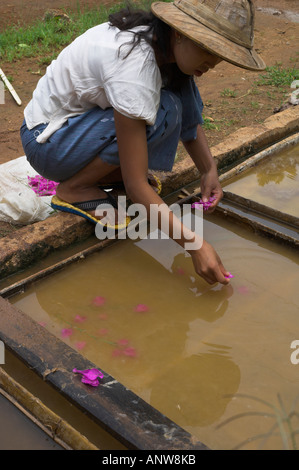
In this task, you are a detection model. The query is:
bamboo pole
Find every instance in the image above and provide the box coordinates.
[0,367,99,450]
[0,67,22,106]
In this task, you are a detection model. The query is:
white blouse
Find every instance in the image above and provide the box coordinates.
[24,22,162,143]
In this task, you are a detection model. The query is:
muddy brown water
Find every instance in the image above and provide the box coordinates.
[0,392,63,450]
[10,208,299,450]
[223,143,299,218]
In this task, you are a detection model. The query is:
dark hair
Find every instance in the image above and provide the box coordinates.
[108,5,190,90]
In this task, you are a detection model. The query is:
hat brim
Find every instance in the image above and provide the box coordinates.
[151,2,266,71]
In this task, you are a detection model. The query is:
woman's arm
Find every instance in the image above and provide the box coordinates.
[183,124,223,211]
[114,110,230,285]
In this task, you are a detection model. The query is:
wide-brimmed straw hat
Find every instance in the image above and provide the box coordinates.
[151,0,266,71]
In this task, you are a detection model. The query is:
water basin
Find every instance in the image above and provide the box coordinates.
[10,211,299,450]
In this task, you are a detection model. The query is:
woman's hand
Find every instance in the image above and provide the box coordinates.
[189,239,230,285]
[200,166,223,212]
[183,125,223,212]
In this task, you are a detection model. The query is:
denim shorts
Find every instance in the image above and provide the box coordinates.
[20,78,204,182]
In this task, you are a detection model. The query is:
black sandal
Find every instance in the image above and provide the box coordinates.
[51,193,130,228]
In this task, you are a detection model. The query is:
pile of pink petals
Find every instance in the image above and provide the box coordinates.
[28,175,59,197]
[191,196,216,211]
[73,368,104,387]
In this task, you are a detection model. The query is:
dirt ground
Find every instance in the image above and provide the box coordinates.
[1,0,298,160]
[0,0,298,236]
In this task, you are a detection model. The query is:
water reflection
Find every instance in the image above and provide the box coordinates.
[223,144,299,217]
[256,152,298,186]
[150,349,241,427]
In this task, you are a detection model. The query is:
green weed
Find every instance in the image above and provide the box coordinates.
[250,101,260,109]
[255,65,299,88]
[0,1,155,62]
[202,115,220,130]
[217,393,299,450]
[220,88,238,98]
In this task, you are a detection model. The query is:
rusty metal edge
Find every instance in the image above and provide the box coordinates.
[0,296,209,451]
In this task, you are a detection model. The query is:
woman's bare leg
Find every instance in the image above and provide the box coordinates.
[56,157,119,201]
[56,156,122,219]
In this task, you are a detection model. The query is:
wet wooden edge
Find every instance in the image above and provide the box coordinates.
[214,204,299,249]
[0,296,208,450]
[222,191,299,229]
[0,237,120,299]
[176,190,299,249]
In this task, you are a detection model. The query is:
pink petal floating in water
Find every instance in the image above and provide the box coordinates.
[134,303,149,313]
[74,315,87,323]
[92,296,106,306]
[98,313,108,320]
[176,267,185,275]
[73,368,104,387]
[75,341,86,351]
[117,338,129,346]
[112,347,137,358]
[112,348,123,357]
[123,347,137,357]
[61,328,73,338]
[237,286,249,294]
[97,328,109,336]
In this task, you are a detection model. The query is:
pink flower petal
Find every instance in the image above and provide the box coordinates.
[192,196,216,211]
[81,377,99,386]
[27,175,59,197]
[237,286,249,294]
[134,303,149,313]
[98,313,108,320]
[176,267,185,275]
[61,328,73,338]
[112,346,137,358]
[123,347,137,357]
[117,338,129,346]
[225,272,234,279]
[112,348,123,357]
[97,328,109,336]
[73,368,104,387]
[92,296,106,306]
[74,315,86,323]
[75,341,86,350]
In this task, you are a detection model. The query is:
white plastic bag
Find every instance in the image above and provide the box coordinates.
[0,156,53,224]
